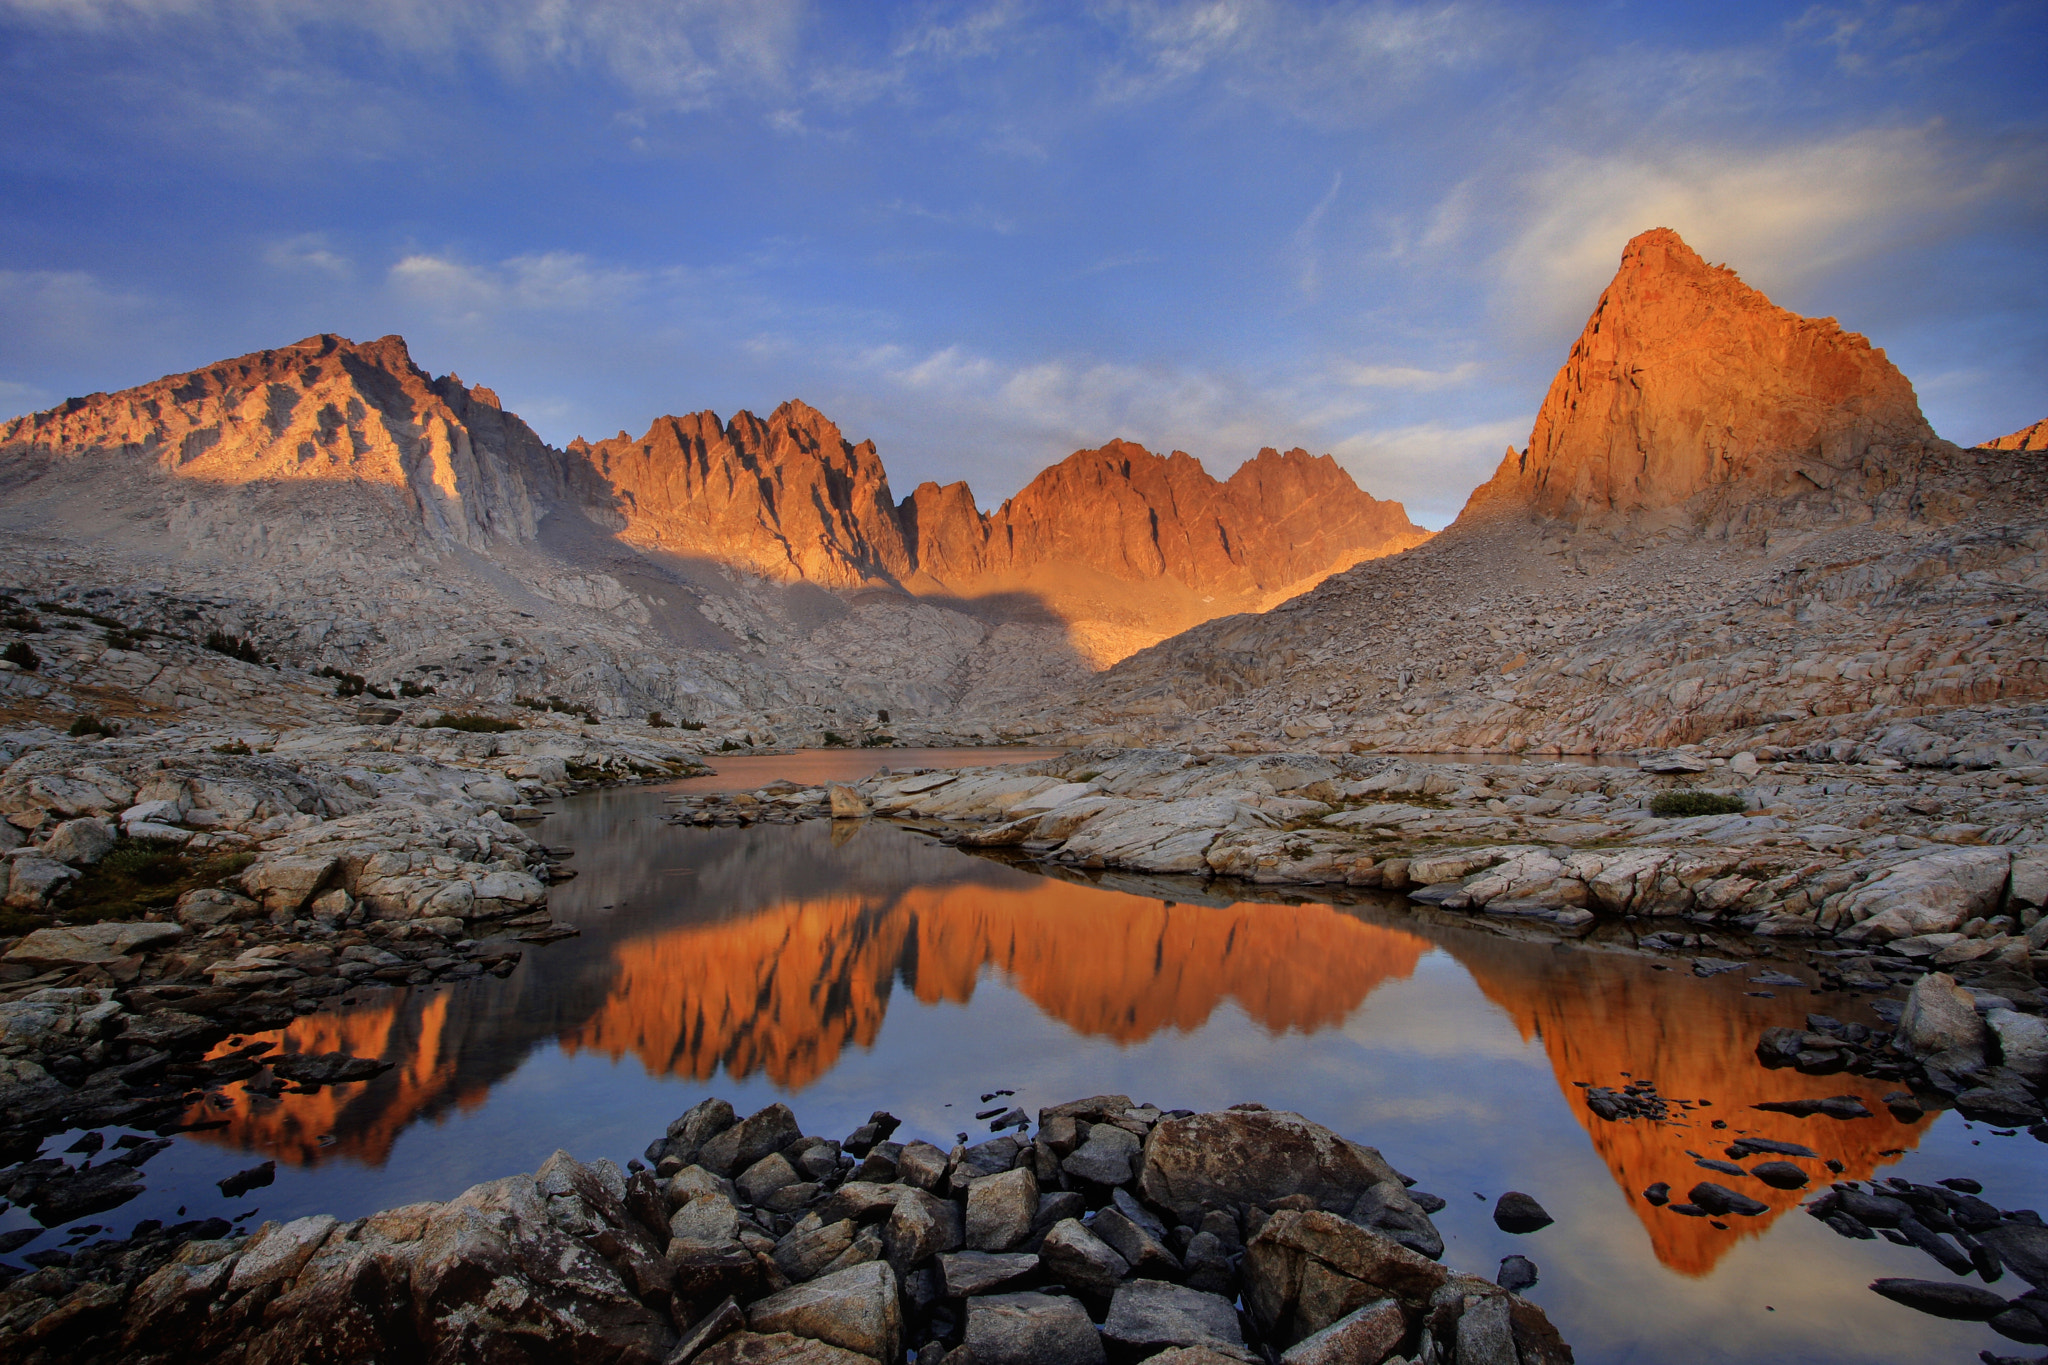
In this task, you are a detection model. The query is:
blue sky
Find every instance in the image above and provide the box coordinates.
[2,1,2043,526]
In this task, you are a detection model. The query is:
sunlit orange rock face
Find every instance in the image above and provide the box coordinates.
[1452,939,1935,1276]
[1983,417,2048,452]
[560,884,1428,1088]
[569,402,914,588]
[0,333,558,549]
[922,442,1430,598]
[1466,226,1946,528]
[575,418,1429,659]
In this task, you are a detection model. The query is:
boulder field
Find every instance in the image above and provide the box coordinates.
[0,1098,1571,1365]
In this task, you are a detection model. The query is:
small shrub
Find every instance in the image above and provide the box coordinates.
[877,709,890,723]
[397,679,434,697]
[718,738,743,752]
[860,733,894,747]
[67,714,111,737]
[203,629,264,665]
[821,731,848,747]
[647,711,674,728]
[677,719,705,730]
[212,739,253,755]
[427,713,524,733]
[3,641,38,670]
[514,694,594,721]
[54,840,253,924]
[1,612,41,633]
[320,667,367,697]
[1649,791,1748,818]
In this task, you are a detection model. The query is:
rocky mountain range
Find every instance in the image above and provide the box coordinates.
[0,224,2040,764]
[0,338,1422,738]
[1056,228,2048,758]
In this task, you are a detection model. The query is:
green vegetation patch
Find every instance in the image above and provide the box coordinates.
[426,713,524,733]
[56,839,257,925]
[1649,790,1748,818]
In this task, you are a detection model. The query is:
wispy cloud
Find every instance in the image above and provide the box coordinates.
[880,199,1020,235]
[893,2,1028,61]
[0,378,56,420]
[1093,0,1522,116]
[1484,123,2045,337]
[1333,360,1479,390]
[0,268,151,350]
[0,0,808,110]
[263,234,352,277]
[1290,171,1344,298]
[387,252,663,322]
[1329,417,1526,525]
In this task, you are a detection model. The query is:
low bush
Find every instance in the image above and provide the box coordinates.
[3,641,38,670]
[58,840,255,923]
[426,713,523,733]
[647,711,674,728]
[1649,790,1748,818]
[320,666,368,697]
[515,694,599,723]
[67,714,112,737]
[203,629,265,665]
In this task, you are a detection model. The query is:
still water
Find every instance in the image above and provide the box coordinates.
[14,750,2043,1362]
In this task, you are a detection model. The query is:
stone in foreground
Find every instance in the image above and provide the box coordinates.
[745,1261,901,1362]
[1103,1279,1251,1359]
[1869,1277,2010,1320]
[963,1290,1107,1365]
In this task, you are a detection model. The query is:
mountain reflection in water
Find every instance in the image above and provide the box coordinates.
[194,808,1936,1284]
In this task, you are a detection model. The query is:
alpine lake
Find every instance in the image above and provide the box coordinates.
[6,747,2041,1365]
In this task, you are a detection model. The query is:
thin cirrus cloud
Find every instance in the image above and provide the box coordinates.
[0,0,807,108]
[1484,123,2041,338]
[1333,361,1480,392]
[386,253,668,322]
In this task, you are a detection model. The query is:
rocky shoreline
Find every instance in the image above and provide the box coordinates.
[0,1094,1572,1364]
[667,743,2046,952]
[0,714,712,1163]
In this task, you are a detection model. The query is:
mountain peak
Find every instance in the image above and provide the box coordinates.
[1463,226,1943,530]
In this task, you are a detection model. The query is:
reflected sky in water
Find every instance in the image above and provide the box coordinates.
[18,767,2047,1363]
